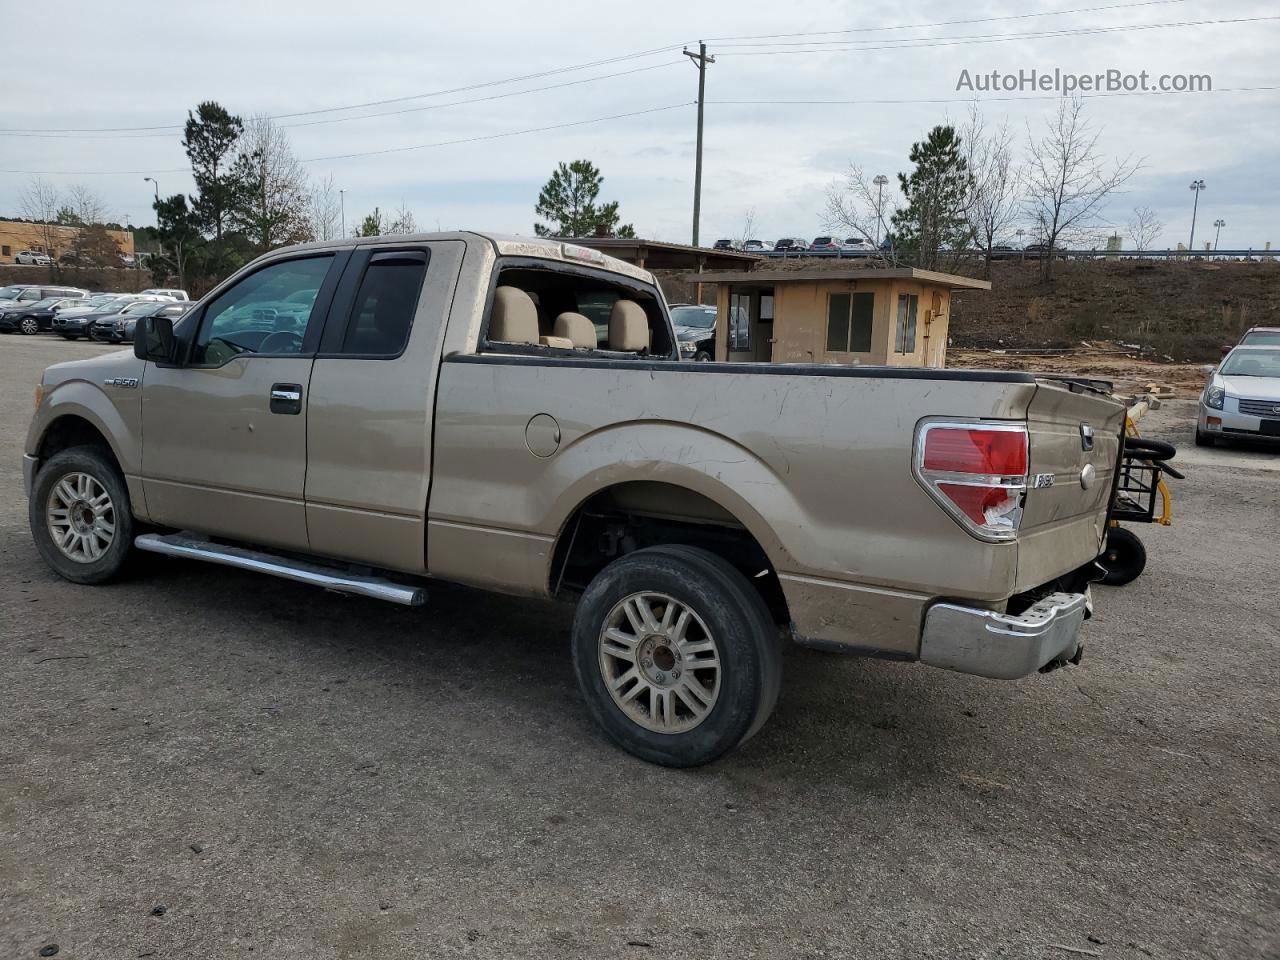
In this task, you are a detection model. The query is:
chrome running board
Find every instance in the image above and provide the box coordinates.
[134,532,426,606]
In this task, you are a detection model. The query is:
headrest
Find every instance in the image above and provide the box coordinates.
[609,299,649,352]
[553,311,597,349]
[490,286,539,344]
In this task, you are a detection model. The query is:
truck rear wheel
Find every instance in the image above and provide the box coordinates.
[29,446,135,585]
[1098,526,1147,586]
[571,545,782,766]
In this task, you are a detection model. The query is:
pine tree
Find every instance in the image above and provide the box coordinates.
[533,160,635,238]
[890,126,974,270]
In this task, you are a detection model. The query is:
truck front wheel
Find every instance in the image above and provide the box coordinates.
[571,545,782,766]
[29,446,135,585]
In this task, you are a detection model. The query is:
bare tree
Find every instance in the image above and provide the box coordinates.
[308,173,341,241]
[64,185,116,266]
[825,164,899,262]
[18,177,62,266]
[387,200,417,235]
[1023,97,1141,280]
[962,104,1021,278]
[733,208,757,250]
[1126,206,1164,253]
[236,115,313,251]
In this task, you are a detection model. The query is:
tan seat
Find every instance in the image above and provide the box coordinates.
[553,311,597,349]
[539,335,574,349]
[489,286,539,344]
[609,299,649,352]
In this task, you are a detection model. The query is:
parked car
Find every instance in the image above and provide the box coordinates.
[1023,243,1053,258]
[0,297,87,335]
[24,231,1126,767]
[1237,325,1280,347]
[89,300,190,343]
[140,287,189,301]
[0,284,87,304]
[53,294,173,340]
[711,239,737,251]
[774,238,809,252]
[842,238,875,252]
[990,245,1017,260]
[669,304,718,360]
[119,254,138,268]
[14,250,54,266]
[810,236,841,251]
[741,240,770,252]
[1197,345,1280,446]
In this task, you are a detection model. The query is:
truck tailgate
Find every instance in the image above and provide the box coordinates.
[1016,381,1127,592]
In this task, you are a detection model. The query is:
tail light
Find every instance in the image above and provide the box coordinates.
[914,420,1029,542]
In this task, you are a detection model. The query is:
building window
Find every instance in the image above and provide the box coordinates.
[1,245,10,258]
[826,292,875,353]
[895,293,919,353]
[729,291,751,351]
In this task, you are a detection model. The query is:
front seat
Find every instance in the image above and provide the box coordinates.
[554,311,597,349]
[609,300,649,352]
[489,286,539,344]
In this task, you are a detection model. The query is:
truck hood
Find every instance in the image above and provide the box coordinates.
[1221,375,1280,400]
[42,349,141,388]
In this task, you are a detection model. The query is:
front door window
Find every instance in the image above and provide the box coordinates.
[191,256,333,365]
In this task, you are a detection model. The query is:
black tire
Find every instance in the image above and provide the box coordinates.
[1125,436,1176,461]
[1097,526,1147,587]
[694,350,712,362]
[1194,430,1215,448]
[571,545,782,767]
[29,446,135,585]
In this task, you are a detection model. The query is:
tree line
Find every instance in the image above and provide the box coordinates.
[825,97,1152,281]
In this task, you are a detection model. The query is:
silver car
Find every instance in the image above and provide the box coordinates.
[1197,345,1280,446]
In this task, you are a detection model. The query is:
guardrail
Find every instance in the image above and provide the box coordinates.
[757,248,1277,261]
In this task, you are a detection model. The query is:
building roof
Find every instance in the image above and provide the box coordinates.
[690,266,992,290]
[568,237,760,271]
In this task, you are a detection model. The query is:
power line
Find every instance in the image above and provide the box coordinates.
[0,61,686,141]
[0,44,687,134]
[708,84,1280,106]
[0,102,694,175]
[702,0,1194,41]
[713,16,1280,55]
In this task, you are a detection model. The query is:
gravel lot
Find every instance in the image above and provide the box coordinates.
[2,337,1276,959]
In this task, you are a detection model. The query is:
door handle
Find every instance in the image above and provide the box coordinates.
[270,383,303,415]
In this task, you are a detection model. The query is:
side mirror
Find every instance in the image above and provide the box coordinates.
[134,315,176,363]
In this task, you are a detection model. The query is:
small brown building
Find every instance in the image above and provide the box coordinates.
[0,220,135,264]
[696,267,991,368]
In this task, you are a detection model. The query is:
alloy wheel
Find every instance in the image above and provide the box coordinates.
[598,591,721,733]
[46,472,116,563]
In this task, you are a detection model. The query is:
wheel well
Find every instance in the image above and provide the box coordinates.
[550,481,790,624]
[37,415,121,473]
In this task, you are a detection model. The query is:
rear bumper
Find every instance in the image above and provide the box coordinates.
[920,589,1091,680]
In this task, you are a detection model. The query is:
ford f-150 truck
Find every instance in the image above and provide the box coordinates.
[24,232,1126,766]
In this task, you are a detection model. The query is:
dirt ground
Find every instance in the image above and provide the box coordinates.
[949,344,1211,398]
[2,337,1277,959]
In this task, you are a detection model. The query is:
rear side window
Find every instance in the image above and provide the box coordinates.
[339,251,428,356]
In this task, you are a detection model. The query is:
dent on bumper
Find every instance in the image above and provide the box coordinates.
[920,590,1091,680]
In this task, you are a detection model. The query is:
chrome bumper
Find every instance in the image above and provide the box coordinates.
[23,454,39,499]
[920,590,1091,680]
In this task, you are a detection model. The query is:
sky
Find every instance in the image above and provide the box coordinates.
[2,0,1277,251]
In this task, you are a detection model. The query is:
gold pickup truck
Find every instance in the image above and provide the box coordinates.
[24,233,1126,766]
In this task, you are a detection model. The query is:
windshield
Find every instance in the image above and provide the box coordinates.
[1240,330,1280,347]
[670,306,717,330]
[31,298,64,309]
[0,286,27,300]
[121,302,158,315]
[1221,349,1280,377]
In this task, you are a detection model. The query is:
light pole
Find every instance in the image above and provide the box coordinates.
[340,189,346,237]
[1213,218,1225,252]
[144,177,162,259]
[1016,228,1026,262]
[1188,179,1205,252]
[872,174,889,246]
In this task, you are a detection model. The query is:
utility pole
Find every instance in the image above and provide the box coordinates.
[873,174,889,245]
[340,189,346,238]
[684,42,715,247]
[1213,218,1225,251]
